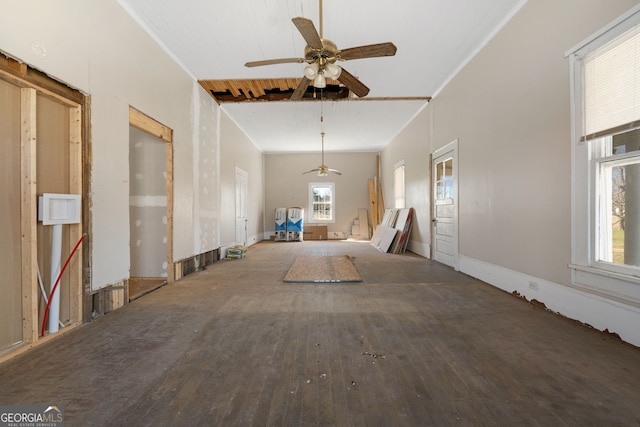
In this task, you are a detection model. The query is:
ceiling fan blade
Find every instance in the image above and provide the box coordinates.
[291,77,310,100]
[328,169,342,175]
[303,168,320,174]
[337,67,370,97]
[245,57,305,67]
[339,42,397,60]
[292,17,323,50]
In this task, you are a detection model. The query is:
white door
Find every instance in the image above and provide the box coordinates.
[235,167,248,246]
[432,140,458,269]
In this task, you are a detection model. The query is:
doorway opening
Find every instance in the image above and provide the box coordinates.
[128,108,173,300]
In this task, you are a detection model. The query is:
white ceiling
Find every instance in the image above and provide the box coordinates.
[117,0,525,153]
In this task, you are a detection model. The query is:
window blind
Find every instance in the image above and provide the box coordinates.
[584,24,640,137]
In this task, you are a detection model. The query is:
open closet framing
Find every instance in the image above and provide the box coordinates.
[0,56,87,363]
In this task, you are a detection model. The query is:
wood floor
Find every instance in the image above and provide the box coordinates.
[1,241,639,426]
[128,277,168,301]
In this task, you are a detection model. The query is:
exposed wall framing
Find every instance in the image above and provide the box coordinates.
[174,249,220,281]
[0,55,87,363]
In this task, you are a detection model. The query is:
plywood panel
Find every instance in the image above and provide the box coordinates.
[0,79,23,349]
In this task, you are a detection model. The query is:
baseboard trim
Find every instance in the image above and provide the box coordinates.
[407,240,430,258]
[458,254,640,348]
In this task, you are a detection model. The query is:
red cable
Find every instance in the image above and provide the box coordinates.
[40,235,85,337]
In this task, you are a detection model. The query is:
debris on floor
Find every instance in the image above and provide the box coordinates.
[225,245,247,260]
[361,350,386,359]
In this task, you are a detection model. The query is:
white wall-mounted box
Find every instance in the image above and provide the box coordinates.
[38,193,82,225]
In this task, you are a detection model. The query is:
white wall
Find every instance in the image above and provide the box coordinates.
[0,0,223,289]
[380,106,431,256]
[265,152,377,237]
[380,0,640,346]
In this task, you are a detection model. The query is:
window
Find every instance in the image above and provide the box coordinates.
[569,6,640,287]
[308,182,335,223]
[394,161,405,208]
[434,157,454,201]
[594,133,640,267]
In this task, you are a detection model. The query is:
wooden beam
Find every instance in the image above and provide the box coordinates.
[20,88,38,344]
[82,96,93,322]
[166,141,174,282]
[129,107,172,143]
[68,105,83,324]
[376,155,385,223]
[8,58,27,74]
[368,179,378,232]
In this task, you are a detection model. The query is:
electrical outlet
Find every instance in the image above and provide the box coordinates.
[528,281,539,291]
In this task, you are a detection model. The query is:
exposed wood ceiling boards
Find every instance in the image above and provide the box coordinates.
[199,78,350,103]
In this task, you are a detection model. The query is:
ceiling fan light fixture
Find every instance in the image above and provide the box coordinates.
[304,62,319,79]
[314,72,326,88]
[325,62,342,79]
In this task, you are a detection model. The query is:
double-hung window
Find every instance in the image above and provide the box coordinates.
[309,182,335,223]
[569,6,640,292]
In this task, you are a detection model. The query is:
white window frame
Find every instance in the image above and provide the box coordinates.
[394,160,406,209]
[568,5,640,302]
[308,182,335,224]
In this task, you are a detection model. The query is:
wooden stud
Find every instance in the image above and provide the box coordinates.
[368,179,378,232]
[20,88,38,344]
[375,155,385,224]
[68,106,83,324]
[166,140,174,282]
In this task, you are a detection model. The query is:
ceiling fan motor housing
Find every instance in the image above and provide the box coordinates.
[305,39,339,62]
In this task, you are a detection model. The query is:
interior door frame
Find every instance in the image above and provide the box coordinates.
[129,107,174,281]
[235,167,248,246]
[431,139,459,270]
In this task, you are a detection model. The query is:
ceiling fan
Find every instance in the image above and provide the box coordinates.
[303,132,342,176]
[245,0,397,99]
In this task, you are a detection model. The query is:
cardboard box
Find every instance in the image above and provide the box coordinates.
[303,225,328,240]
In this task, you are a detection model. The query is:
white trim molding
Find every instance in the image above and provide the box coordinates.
[459,255,640,347]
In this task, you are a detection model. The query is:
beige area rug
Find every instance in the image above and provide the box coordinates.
[283,255,362,283]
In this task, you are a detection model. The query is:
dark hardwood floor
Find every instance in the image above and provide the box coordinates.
[1,241,639,426]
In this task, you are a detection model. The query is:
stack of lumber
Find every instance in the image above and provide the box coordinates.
[370,208,414,253]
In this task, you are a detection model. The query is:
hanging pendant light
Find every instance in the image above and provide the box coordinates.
[304,62,320,80]
[325,62,342,80]
[314,71,327,89]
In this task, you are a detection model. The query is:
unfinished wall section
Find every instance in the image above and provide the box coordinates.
[192,85,221,255]
[0,57,85,362]
[0,1,224,297]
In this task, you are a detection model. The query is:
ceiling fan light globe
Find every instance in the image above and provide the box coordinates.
[304,63,319,79]
[325,63,342,79]
[314,72,327,88]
